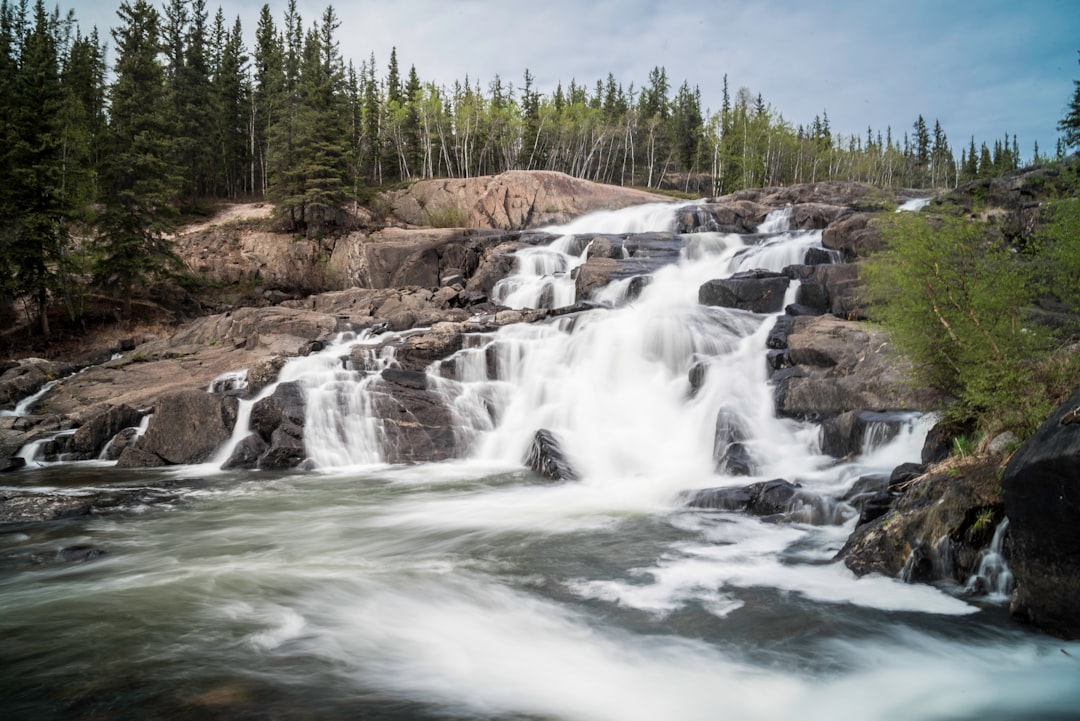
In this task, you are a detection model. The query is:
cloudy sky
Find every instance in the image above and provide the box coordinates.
[73,0,1078,161]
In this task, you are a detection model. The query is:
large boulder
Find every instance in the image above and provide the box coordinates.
[367,372,459,464]
[245,380,307,470]
[1001,388,1080,639]
[381,170,672,230]
[122,390,238,466]
[699,271,790,314]
[773,315,940,419]
[821,212,884,261]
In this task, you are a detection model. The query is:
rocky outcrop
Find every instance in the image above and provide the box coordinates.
[382,170,671,230]
[118,390,238,467]
[0,414,77,469]
[838,460,1005,587]
[771,315,940,419]
[1001,387,1080,639]
[0,359,74,411]
[525,429,578,481]
[821,213,883,262]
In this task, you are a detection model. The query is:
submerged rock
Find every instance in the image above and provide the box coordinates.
[1002,387,1080,640]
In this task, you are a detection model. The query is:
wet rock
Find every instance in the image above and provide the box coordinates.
[684,479,803,518]
[820,410,917,459]
[0,494,93,524]
[222,433,269,470]
[381,368,429,390]
[129,390,238,466]
[1002,387,1080,639]
[58,545,107,563]
[837,461,1003,583]
[248,381,307,470]
[368,378,459,464]
[699,271,790,314]
[67,404,144,460]
[713,410,753,476]
[116,446,167,468]
[524,429,578,482]
[102,427,140,461]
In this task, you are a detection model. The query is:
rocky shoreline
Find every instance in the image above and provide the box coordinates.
[1,170,1077,640]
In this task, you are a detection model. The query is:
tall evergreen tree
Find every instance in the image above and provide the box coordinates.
[94,0,180,320]
[1058,50,1080,149]
[5,0,68,335]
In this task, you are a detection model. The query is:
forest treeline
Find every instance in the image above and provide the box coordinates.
[0,0,1070,336]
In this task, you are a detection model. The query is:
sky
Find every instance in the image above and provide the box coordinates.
[71,0,1080,161]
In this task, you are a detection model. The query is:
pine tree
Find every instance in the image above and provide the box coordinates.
[211,15,248,197]
[6,0,68,336]
[1058,50,1080,149]
[252,3,282,196]
[94,0,180,320]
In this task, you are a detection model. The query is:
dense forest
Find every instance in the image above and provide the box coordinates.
[0,0,1073,337]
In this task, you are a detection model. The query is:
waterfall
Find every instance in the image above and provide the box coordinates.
[430,204,831,496]
[897,197,932,212]
[965,518,1014,601]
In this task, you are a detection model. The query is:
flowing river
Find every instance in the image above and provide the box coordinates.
[2,204,1079,720]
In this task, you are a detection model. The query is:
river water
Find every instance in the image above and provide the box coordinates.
[2,204,1079,720]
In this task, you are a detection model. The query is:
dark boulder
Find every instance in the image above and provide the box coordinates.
[524,429,578,482]
[129,390,238,466]
[222,433,269,470]
[68,404,144,460]
[1001,387,1080,639]
[685,479,803,518]
[102,427,141,461]
[367,376,459,464]
[699,271,790,314]
[116,447,167,468]
[250,381,307,470]
[820,410,918,459]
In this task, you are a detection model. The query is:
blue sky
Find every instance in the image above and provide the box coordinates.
[74,0,1079,162]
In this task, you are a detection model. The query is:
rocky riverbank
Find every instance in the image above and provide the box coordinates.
[1,169,1077,639]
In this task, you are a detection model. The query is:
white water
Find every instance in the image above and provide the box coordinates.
[897,197,932,212]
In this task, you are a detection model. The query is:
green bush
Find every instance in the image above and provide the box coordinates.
[1036,198,1080,313]
[861,213,1053,435]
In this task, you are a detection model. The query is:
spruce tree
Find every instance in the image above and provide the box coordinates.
[6,0,67,336]
[94,0,180,320]
[1058,51,1080,149]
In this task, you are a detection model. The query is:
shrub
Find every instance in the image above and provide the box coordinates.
[861,213,1053,435]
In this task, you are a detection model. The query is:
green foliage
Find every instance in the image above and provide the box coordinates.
[93,0,182,319]
[1035,198,1080,313]
[862,213,1053,435]
[1058,51,1080,149]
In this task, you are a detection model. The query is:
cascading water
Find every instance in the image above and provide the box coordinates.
[2,202,1079,721]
